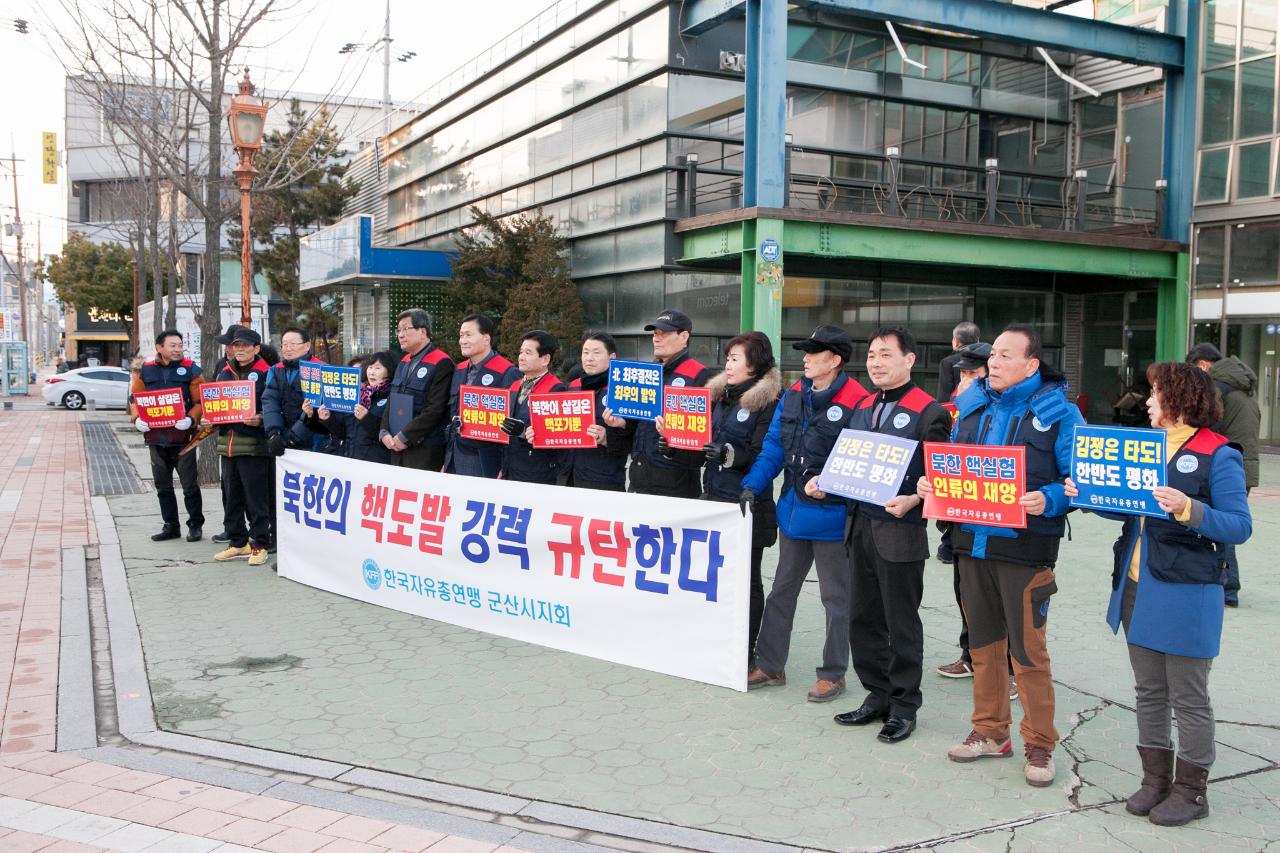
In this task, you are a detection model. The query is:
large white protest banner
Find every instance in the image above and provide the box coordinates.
[276,451,750,690]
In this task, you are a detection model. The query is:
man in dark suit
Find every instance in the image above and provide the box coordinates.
[808,325,952,744]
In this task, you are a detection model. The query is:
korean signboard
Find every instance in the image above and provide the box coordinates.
[922,442,1026,528]
[816,429,917,505]
[1069,425,1167,518]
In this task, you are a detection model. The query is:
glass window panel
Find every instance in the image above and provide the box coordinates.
[1239,57,1276,138]
[1197,147,1231,202]
[1079,131,1117,163]
[1080,95,1117,132]
[1196,225,1226,285]
[1237,141,1272,197]
[668,73,744,135]
[1229,221,1280,282]
[1201,67,1237,143]
[879,282,967,342]
[1241,0,1277,57]
[782,278,877,341]
[1205,0,1241,66]
[975,288,1060,346]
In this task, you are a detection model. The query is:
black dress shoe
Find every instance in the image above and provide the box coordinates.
[186,526,203,542]
[833,704,889,726]
[151,526,181,542]
[212,532,230,544]
[877,716,917,743]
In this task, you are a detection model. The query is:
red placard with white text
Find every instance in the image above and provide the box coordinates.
[529,392,595,449]
[922,442,1026,529]
[134,389,187,428]
[662,386,712,451]
[200,381,257,425]
[458,385,510,444]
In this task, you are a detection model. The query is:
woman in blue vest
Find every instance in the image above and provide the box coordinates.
[1066,361,1251,827]
[701,331,781,667]
[317,352,396,464]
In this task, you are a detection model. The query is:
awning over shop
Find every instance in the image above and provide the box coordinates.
[299,215,453,291]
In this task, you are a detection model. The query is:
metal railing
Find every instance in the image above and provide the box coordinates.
[671,147,1164,239]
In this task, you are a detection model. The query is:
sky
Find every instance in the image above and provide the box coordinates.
[0,0,532,263]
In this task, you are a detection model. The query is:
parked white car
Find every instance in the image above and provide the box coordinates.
[42,367,132,410]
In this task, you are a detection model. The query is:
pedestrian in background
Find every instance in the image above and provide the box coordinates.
[1066,361,1251,826]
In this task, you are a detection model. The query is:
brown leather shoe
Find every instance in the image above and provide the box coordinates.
[747,667,785,689]
[936,658,974,678]
[806,677,846,703]
[1126,745,1174,816]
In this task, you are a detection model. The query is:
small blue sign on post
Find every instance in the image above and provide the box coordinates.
[300,363,362,414]
[760,239,780,262]
[816,429,918,505]
[1070,425,1167,518]
[605,359,663,421]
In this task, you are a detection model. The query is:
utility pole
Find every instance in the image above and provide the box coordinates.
[7,152,28,347]
[36,219,44,362]
[382,0,392,137]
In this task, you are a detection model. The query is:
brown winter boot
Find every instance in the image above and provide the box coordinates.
[1125,745,1173,816]
[1148,756,1210,826]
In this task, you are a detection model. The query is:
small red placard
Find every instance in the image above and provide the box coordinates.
[662,386,712,451]
[200,380,257,425]
[922,442,1027,529]
[134,389,186,428]
[458,384,510,445]
[529,391,596,449]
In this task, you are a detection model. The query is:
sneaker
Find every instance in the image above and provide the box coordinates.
[936,658,974,678]
[1009,674,1019,702]
[746,668,785,689]
[806,677,846,703]
[247,547,269,567]
[1024,744,1056,787]
[213,545,252,561]
[212,532,230,544]
[947,730,1013,763]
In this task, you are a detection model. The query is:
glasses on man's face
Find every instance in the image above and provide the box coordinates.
[396,326,415,336]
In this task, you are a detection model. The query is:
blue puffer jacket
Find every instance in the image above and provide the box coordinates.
[950,370,1083,563]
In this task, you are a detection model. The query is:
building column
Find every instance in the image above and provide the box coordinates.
[1156,251,1191,361]
[1161,0,1199,243]
[740,218,784,351]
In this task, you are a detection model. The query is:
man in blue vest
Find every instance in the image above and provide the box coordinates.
[447,314,521,477]
[263,326,327,455]
[500,330,568,484]
[130,329,204,542]
[607,309,715,498]
[380,309,456,470]
[918,323,1083,788]
[741,325,870,703]
[807,325,952,743]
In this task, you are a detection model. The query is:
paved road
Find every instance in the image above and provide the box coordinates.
[101,412,1280,852]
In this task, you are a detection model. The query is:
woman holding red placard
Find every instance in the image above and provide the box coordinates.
[700,332,781,668]
[1066,362,1251,827]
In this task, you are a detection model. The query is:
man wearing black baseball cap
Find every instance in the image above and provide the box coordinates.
[741,324,870,703]
[604,309,715,497]
[211,325,273,567]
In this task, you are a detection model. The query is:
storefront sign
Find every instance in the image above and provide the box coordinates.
[529,391,595,449]
[923,442,1026,528]
[1069,425,1167,518]
[817,429,917,505]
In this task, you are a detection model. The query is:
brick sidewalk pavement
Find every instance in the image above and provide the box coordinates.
[0,410,528,853]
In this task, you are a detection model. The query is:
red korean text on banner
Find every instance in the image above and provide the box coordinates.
[134,389,186,428]
[529,391,595,449]
[459,384,510,445]
[200,380,257,425]
[662,386,712,451]
[922,442,1027,529]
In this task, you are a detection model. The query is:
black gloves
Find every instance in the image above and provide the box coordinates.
[499,417,527,437]
[703,442,728,465]
[656,433,676,459]
[738,488,755,517]
[267,433,287,457]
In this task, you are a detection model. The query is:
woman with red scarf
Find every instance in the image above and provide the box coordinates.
[315,351,397,464]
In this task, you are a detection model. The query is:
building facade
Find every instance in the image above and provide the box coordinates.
[1190,0,1280,446]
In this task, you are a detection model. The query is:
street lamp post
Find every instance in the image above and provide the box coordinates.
[225,68,269,327]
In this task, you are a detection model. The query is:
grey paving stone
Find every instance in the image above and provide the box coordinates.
[58,545,98,751]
